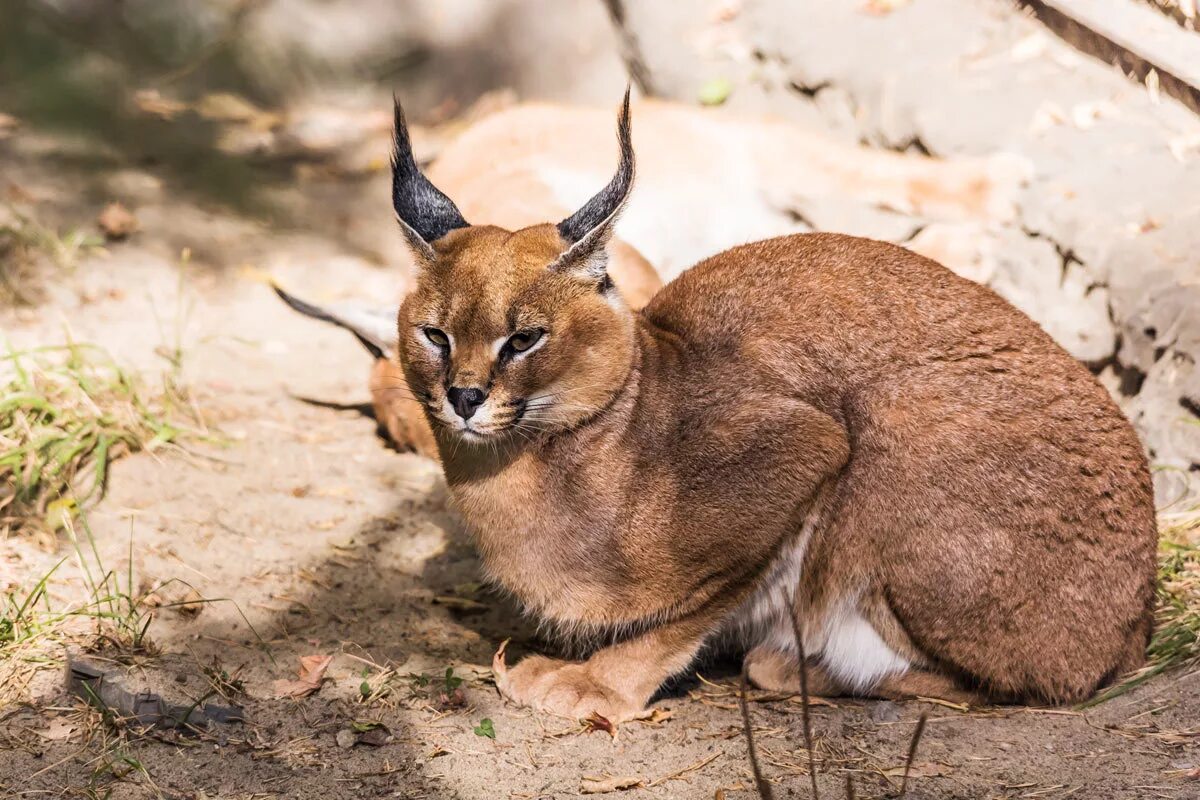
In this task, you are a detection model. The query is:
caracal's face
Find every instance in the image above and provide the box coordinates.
[398,223,634,446]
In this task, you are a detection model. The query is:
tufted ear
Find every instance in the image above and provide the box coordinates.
[550,87,635,282]
[392,96,468,262]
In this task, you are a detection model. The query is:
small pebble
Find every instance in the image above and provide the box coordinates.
[869,701,901,723]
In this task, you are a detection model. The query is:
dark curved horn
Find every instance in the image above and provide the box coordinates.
[391,96,468,249]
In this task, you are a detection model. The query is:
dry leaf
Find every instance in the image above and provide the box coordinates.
[272,654,333,698]
[583,711,616,737]
[580,775,643,794]
[433,687,466,711]
[350,721,393,747]
[174,588,206,618]
[39,718,76,741]
[631,707,673,724]
[97,202,138,240]
[133,89,187,120]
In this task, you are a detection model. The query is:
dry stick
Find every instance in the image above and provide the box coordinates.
[738,666,776,800]
[899,712,929,798]
[844,774,856,800]
[789,613,821,800]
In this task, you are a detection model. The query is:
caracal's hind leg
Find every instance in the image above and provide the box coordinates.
[872,669,992,706]
[744,647,844,697]
[744,645,990,706]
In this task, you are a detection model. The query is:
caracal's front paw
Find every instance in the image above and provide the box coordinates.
[492,640,643,722]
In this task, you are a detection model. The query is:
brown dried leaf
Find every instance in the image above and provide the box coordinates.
[631,707,673,724]
[583,711,616,737]
[433,687,466,711]
[133,89,187,120]
[38,718,76,741]
[580,775,643,794]
[353,722,393,747]
[174,588,205,618]
[272,654,333,698]
[97,202,138,240]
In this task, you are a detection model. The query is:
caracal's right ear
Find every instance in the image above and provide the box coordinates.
[391,96,469,264]
[550,87,635,284]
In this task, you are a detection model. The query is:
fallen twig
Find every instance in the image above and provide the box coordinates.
[790,613,821,800]
[899,712,929,797]
[738,666,776,800]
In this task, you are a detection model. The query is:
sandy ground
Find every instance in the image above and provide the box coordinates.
[1,108,1199,800]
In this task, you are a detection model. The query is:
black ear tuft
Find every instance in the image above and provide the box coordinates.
[556,87,634,246]
[392,96,468,247]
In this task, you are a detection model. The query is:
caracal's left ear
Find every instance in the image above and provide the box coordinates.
[391,96,469,264]
[550,87,634,283]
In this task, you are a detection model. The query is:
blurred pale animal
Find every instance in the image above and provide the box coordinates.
[284,99,1031,455]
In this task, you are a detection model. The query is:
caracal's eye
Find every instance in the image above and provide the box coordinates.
[424,327,450,348]
[507,329,543,353]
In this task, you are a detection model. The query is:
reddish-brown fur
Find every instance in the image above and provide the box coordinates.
[393,103,1157,721]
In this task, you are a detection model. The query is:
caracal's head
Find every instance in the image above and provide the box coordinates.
[395,91,638,448]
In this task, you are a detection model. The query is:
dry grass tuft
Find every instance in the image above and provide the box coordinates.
[0,201,103,305]
[1149,504,1200,671]
[0,340,201,540]
[1088,501,1200,704]
[0,514,248,706]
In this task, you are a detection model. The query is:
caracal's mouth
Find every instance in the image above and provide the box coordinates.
[457,426,496,442]
[433,397,537,443]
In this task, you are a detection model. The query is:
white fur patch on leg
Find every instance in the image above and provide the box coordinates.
[722,499,910,695]
[724,529,812,651]
[817,602,909,692]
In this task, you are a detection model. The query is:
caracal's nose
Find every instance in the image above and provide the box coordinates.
[448,386,487,420]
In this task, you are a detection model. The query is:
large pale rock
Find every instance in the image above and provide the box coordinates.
[610,0,1200,500]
